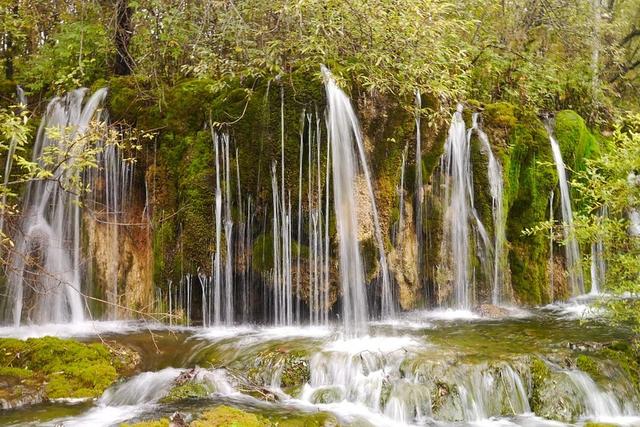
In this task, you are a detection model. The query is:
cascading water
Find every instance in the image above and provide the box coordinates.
[323,66,382,334]
[414,91,424,285]
[590,206,607,295]
[4,88,110,325]
[207,130,236,325]
[471,113,507,305]
[440,105,473,309]
[546,120,585,296]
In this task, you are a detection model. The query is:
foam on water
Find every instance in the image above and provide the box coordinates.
[419,308,481,321]
[323,335,422,354]
[0,320,147,339]
[543,301,605,320]
[190,325,257,341]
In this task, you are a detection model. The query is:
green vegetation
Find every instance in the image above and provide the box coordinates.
[160,382,209,403]
[0,337,136,403]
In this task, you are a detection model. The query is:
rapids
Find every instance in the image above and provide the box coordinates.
[1,302,639,427]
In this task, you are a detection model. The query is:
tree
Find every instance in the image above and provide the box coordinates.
[572,113,640,329]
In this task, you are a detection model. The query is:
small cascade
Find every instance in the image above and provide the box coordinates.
[0,86,27,242]
[546,121,585,296]
[590,206,607,295]
[440,104,473,309]
[299,340,536,424]
[565,370,632,418]
[4,88,110,326]
[322,66,394,334]
[100,368,182,406]
[471,113,507,305]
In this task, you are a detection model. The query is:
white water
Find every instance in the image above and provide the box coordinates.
[323,67,368,335]
[546,122,585,296]
[212,131,223,325]
[322,66,396,334]
[4,88,111,326]
[441,104,473,309]
[471,113,508,305]
[590,206,607,295]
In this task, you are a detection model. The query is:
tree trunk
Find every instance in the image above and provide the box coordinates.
[114,0,133,76]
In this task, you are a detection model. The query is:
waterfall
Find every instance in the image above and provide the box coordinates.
[212,131,223,325]
[307,111,330,326]
[471,113,507,305]
[223,135,234,325]
[322,66,371,335]
[4,88,110,325]
[546,122,584,296]
[565,370,631,417]
[441,105,473,309]
[590,206,607,295]
[414,91,424,287]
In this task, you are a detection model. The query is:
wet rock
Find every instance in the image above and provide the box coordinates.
[247,348,310,393]
[474,304,509,318]
[0,367,46,409]
[169,412,188,427]
[310,386,344,404]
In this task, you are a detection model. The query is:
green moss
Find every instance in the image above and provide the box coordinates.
[554,110,599,173]
[160,382,209,403]
[583,423,620,427]
[0,366,34,379]
[484,102,518,129]
[0,337,133,401]
[599,346,640,391]
[530,357,551,413]
[192,405,267,427]
[248,348,310,392]
[252,233,275,273]
[576,354,601,380]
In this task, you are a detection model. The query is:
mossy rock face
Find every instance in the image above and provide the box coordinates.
[576,354,601,380]
[160,382,209,403]
[0,337,138,407]
[529,356,587,422]
[529,356,551,413]
[247,348,310,392]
